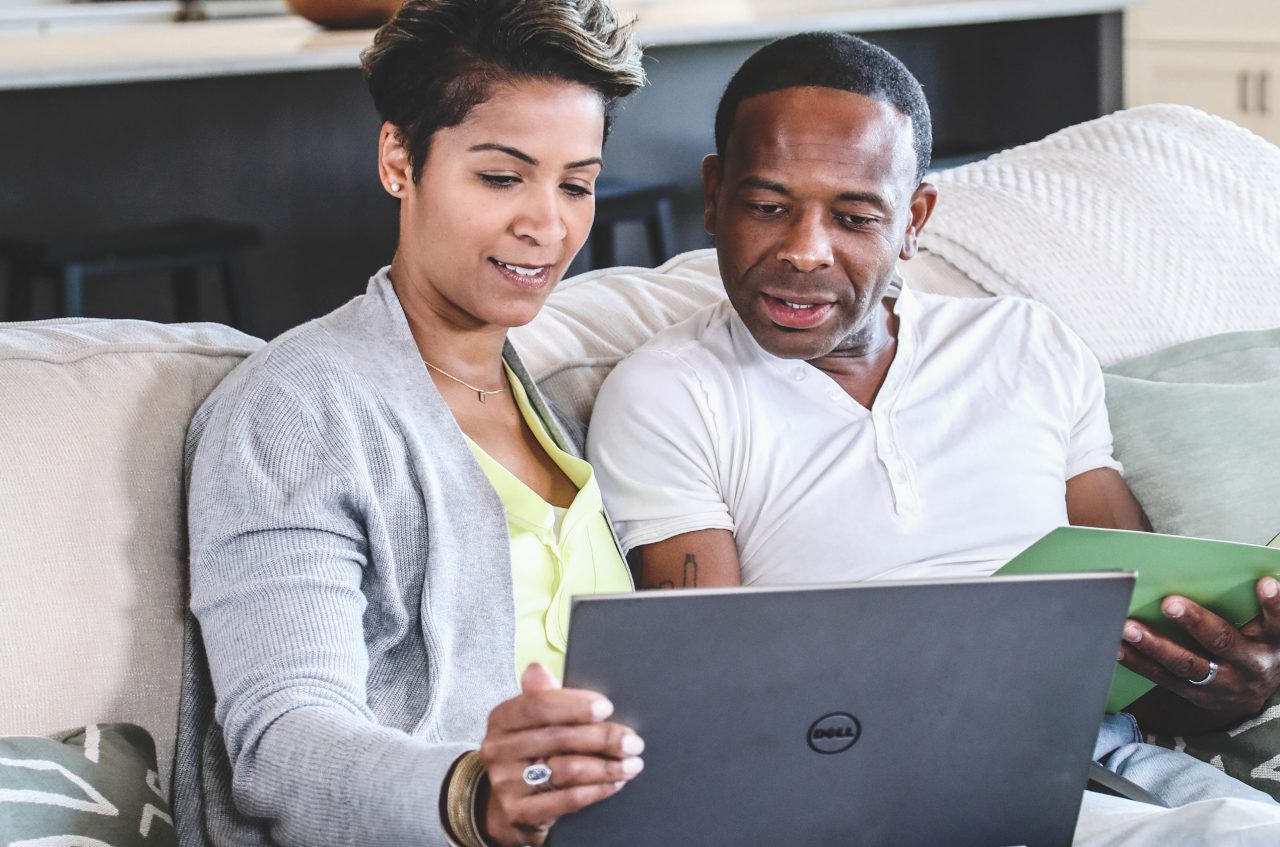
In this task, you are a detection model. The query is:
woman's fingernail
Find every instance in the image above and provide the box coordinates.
[621,734,645,756]
[1123,624,1142,642]
[591,698,614,721]
[614,780,627,790]
[1263,578,1279,599]
[621,756,645,776]
[1117,648,1125,661]
[1165,599,1186,617]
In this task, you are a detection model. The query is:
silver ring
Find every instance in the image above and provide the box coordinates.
[522,762,553,789]
[1189,660,1219,687]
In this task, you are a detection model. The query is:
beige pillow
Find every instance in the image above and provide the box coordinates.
[513,248,988,431]
[0,318,262,792]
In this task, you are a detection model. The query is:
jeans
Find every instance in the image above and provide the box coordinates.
[1094,712,1278,807]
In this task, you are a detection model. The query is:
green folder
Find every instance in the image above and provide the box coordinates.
[997,526,1280,712]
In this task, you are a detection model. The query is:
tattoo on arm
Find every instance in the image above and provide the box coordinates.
[649,553,700,590]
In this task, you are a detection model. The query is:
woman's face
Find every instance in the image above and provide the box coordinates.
[390,78,606,330]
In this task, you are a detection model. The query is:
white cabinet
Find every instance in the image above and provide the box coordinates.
[1125,0,1280,144]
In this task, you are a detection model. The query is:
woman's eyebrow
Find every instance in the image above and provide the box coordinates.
[467,144,602,171]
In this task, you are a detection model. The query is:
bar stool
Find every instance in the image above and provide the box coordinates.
[0,217,261,333]
[589,178,680,269]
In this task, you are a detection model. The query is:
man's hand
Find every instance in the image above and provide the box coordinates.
[1118,577,1280,728]
[476,664,645,847]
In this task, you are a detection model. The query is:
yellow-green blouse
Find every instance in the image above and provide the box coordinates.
[465,366,632,680]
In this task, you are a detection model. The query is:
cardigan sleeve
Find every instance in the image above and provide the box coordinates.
[185,359,471,847]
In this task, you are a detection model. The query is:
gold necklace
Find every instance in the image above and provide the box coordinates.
[422,359,507,404]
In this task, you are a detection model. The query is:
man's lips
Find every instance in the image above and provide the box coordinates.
[760,292,835,329]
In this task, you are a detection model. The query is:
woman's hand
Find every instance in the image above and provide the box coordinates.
[1118,576,1280,731]
[477,663,645,847]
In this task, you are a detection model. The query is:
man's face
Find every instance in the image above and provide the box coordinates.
[703,86,935,360]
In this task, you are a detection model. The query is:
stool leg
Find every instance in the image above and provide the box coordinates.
[173,267,200,323]
[220,252,254,335]
[61,265,85,318]
[590,223,617,271]
[5,263,34,321]
[645,197,678,266]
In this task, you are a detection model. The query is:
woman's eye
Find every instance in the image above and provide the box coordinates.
[479,174,520,189]
[562,183,594,198]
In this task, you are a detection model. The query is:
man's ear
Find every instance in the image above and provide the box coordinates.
[377,122,413,197]
[701,154,723,237]
[899,182,938,260]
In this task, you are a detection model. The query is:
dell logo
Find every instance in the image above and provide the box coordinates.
[807,712,862,754]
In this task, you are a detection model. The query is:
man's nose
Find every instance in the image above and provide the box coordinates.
[513,185,569,245]
[775,209,834,272]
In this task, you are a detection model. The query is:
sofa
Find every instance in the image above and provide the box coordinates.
[3,105,1279,837]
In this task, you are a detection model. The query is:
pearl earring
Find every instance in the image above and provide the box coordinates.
[390,182,402,192]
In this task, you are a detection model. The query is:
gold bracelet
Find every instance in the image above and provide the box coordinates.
[444,751,491,847]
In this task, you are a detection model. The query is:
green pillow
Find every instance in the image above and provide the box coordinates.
[1104,327,1280,546]
[0,723,177,846]
[1104,327,1280,800]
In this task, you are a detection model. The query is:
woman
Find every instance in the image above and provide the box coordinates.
[173,3,646,846]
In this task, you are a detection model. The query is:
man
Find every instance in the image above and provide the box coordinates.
[586,32,1280,814]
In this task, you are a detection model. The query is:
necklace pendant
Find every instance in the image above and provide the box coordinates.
[478,390,487,403]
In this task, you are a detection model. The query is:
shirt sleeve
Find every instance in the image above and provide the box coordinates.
[586,350,734,553]
[1055,314,1124,480]
[185,362,467,847]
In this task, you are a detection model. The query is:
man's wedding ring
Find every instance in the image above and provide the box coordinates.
[1189,660,1219,687]
[522,762,553,789]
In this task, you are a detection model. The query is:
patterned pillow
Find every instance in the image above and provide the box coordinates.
[0,723,177,846]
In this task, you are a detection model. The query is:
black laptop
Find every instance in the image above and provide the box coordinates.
[551,572,1134,847]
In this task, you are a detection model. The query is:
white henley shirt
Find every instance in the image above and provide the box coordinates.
[586,282,1121,585]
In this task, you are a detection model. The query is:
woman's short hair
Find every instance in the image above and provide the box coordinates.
[362,0,645,181]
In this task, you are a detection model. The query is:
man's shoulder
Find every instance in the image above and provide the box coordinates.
[911,288,1083,352]
[611,300,738,376]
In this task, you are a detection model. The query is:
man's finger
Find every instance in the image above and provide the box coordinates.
[1158,597,1243,660]
[1256,578,1280,641]
[1118,641,1215,700]
[1120,620,1215,684]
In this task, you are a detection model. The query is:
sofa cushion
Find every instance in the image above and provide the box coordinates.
[1103,327,1280,546]
[922,104,1280,366]
[0,723,177,846]
[0,319,262,793]
[512,248,987,432]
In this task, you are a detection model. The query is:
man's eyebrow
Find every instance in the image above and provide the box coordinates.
[835,190,891,211]
[468,144,603,171]
[738,178,891,212]
[737,177,791,195]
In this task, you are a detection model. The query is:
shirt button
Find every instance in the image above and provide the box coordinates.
[827,390,842,402]
[791,368,806,381]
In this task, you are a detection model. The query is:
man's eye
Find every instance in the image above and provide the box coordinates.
[839,215,876,228]
[480,174,520,188]
[750,203,785,216]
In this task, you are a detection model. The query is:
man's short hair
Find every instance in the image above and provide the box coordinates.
[714,32,933,184]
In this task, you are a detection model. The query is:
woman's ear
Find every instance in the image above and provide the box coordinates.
[378,122,412,197]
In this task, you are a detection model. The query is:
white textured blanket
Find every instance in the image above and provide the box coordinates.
[921,105,1280,366]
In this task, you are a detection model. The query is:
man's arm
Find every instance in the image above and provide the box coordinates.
[631,529,742,590]
[1067,467,1280,732]
[1064,467,1150,532]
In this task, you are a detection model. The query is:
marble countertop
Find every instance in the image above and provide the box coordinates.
[0,0,1135,91]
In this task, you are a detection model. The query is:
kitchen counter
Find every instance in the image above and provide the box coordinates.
[0,0,1133,90]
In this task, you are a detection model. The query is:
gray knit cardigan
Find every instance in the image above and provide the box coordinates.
[173,269,592,846]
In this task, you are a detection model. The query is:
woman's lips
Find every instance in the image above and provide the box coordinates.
[490,258,552,290]
[761,293,835,329]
